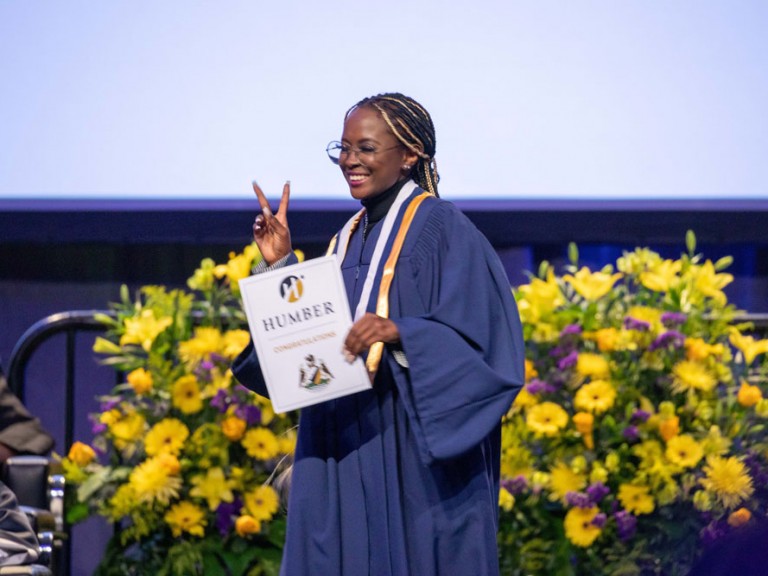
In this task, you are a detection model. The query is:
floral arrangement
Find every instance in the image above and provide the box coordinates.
[499,232,768,575]
[62,244,301,576]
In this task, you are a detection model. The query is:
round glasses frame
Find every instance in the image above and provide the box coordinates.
[326,141,402,165]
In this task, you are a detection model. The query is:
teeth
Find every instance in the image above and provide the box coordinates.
[349,174,368,182]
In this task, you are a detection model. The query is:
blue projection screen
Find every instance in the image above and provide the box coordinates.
[1,1,767,205]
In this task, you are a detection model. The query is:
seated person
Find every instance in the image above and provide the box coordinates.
[0,364,54,463]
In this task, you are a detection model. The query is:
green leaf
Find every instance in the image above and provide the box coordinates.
[685,229,697,255]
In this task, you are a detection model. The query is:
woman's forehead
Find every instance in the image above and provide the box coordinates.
[342,106,393,140]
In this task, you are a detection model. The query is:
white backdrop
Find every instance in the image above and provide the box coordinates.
[1,1,766,201]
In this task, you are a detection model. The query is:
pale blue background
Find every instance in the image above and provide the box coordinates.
[1,1,766,200]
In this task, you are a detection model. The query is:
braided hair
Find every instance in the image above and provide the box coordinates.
[346,93,440,197]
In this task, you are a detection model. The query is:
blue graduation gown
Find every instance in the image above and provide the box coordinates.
[233,190,524,575]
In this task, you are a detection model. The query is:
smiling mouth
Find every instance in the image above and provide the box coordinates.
[348,174,369,184]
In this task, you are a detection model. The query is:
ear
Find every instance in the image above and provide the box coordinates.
[400,146,420,174]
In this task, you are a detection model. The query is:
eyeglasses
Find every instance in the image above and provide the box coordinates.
[326,141,402,165]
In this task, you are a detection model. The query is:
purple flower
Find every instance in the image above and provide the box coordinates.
[215,497,242,537]
[565,491,592,508]
[661,311,687,326]
[591,513,607,529]
[615,510,637,541]
[235,404,262,426]
[623,316,651,332]
[622,425,640,442]
[560,324,583,337]
[501,475,528,495]
[210,389,231,412]
[92,422,107,435]
[586,482,610,503]
[99,398,120,412]
[648,330,685,352]
[558,350,579,371]
[631,409,651,423]
[525,379,557,395]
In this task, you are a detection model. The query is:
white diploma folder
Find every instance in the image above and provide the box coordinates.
[238,256,371,413]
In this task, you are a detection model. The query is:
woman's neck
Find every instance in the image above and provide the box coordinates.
[361,178,409,225]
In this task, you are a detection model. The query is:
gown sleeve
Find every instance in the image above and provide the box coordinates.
[389,201,524,465]
[231,252,301,398]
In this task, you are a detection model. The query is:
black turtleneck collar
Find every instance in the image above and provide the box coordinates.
[361,178,410,226]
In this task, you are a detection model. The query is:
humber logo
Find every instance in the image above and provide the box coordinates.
[280,275,304,303]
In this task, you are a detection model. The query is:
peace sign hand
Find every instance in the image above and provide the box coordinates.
[252,180,292,265]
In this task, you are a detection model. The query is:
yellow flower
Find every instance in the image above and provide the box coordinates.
[730,332,768,365]
[119,309,173,351]
[109,411,147,450]
[129,454,182,505]
[235,515,262,536]
[626,306,662,332]
[737,380,763,407]
[575,353,610,379]
[549,461,586,503]
[126,368,154,395]
[144,418,189,457]
[665,434,704,468]
[701,426,731,457]
[690,260,733,306]
[223,329,252,360]
[221,415,247,441]
[179,327,224,364]
[524,359,538,382]
[671,360,717,394]
[512,387,538,410]
[187,257,215,291]
[685,338,725,361]
[572,412,594,450]
[650,261,685,292]
[190,467,236,511]
[516,269,565,323]
[589,327,621,353]
[563,267,623,301]
[165,501,207,538]
[727,507,752,528]
[172,375,204,414]
[67,441,96,467]
[700,456,754,509]
[107,484,139,520]
[574,380,617,414]
[525,402,569,436]
[499,488,515,512]
[242,427,280,460]
[658,416,680,442]
[244,485,280,522]
[618,484,655,515]
[639,258,682,292]
[564,506,602,547]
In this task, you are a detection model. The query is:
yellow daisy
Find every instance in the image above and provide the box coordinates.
[574,380,617,414]
[244,485,280,522]
[618,484,655,515]
[665,434,704,468]
[549,461,586,503]
[129,455,182,505]
[671,360,717,394]
[700,456,754,509]
[564,506,602,547]
[144,418,189,457]
[172,375,204,414]
[242,427,280,460]
[165,501,207,537]
[525,402,569,436]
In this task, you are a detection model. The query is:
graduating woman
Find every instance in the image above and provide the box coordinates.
[233,93,524,575]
